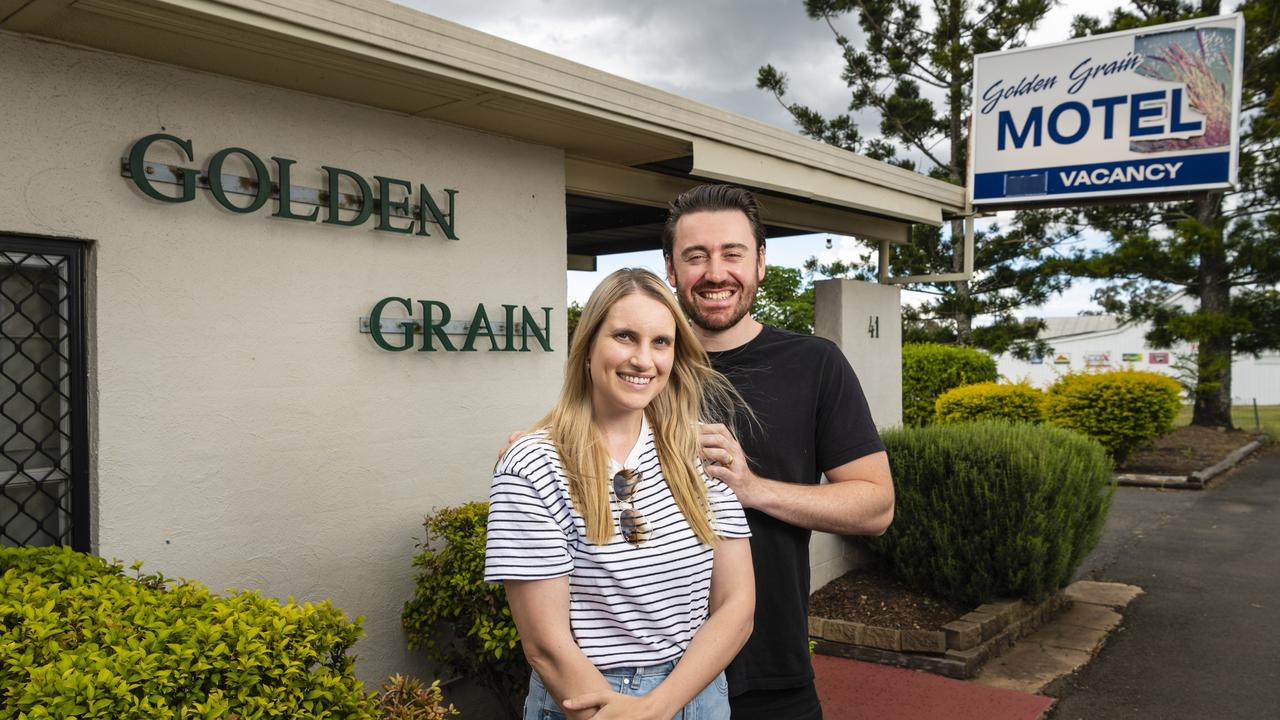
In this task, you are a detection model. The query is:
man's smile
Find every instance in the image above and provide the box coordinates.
[696,285,738,304]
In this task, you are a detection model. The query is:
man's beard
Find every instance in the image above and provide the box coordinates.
[678,281,757,332]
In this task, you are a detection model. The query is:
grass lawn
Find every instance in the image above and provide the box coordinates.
[1175,404,1279,439]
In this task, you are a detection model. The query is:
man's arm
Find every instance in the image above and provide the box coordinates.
[698,423,894,535]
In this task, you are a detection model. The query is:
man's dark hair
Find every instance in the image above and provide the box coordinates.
[660,184,766,258]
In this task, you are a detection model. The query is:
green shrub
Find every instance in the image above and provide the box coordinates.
[402,502,526,720]
[378,674,459,720]
[902,343,998,427]
[1044,370,1183,462]
[869,422,1114,604]
[0,546,379,719]
[935,382,1045,424]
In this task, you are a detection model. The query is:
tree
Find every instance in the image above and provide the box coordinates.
[758,0,1066,356]
[801,251,1052,358]
[1045,0,1280,427]
[752,260,1046,351]
[751,264,816,334]
[567,301,583,344]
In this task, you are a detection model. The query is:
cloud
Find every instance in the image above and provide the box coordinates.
[401,0,1085,164]
[397,0,859,132]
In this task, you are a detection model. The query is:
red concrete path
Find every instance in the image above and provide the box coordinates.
[813,655,1053,720]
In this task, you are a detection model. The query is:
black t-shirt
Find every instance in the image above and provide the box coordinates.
[708,324,885,696]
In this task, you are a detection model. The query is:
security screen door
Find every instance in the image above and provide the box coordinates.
[0,236,88,550]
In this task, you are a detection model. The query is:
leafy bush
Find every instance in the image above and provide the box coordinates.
[0,545,379,719]
[935,381,1045,424]
[378,674,458,720]
[1044,370,1183,462]
[402,502,526,720]
[902,343,998,427]
[869,422,1114,604]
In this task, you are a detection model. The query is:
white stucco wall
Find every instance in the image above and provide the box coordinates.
[1,31,565,683]
[997,323,1178,388]
[807,279,903,592]
[1231,353,1280,406]
[997,322,1280,405]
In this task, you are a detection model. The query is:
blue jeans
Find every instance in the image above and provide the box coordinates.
[523,662,730,720]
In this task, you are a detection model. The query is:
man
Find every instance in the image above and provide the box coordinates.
[662,183,894,720]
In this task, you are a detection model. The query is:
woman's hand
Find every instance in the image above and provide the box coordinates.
[561,690,672,720]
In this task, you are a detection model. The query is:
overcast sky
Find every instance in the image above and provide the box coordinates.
[396,0,1121,316]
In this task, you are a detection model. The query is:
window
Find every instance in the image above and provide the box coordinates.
[1,237,88,550]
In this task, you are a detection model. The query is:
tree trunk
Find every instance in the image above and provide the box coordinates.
[1190,192,1233,428]
[951,218,972,344]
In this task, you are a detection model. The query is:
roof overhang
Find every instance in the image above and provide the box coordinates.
[1,0,968,253]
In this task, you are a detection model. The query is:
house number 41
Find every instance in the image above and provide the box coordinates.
[867,315,880,339]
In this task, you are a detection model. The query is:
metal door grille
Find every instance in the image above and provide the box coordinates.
[1,237,88,550]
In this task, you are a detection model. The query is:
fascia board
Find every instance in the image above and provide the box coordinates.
[566,157,912,245]
[56,0,964,213]
[691,138,944,226]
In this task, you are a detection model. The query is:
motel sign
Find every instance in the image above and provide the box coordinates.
[969,14,1244,207]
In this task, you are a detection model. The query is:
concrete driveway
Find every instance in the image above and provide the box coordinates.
[1045,446,1280,719]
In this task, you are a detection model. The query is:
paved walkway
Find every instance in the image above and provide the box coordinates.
[1044,446,1280,719]
[814,654,1052,720]
[973,581,1141,694]
[814,445,1278,720]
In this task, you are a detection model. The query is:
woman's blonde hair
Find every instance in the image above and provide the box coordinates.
[535,268,746,546]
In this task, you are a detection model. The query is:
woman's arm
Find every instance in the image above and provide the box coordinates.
[505,577,612,720]
[562,537,755,719]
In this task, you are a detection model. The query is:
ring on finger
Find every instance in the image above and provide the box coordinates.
[725,453,734,467]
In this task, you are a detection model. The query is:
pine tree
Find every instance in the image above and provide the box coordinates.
[757,0,1064,356]
[1045,0,1280,427]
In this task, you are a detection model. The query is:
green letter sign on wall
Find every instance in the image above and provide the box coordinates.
[364,298,553,353]
[208,148,271,214]
[128,133,197,203]
[368,297,416,352]
[123,135,460,238]
[322,166,374,228]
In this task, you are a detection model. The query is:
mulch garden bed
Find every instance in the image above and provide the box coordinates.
[809,563,970,633]
[811,426,1265,635]
[1118,425,1263,475]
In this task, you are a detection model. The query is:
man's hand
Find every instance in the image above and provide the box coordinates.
[698,423,759,507]
[699,424,894,535]
[495,430,524,465]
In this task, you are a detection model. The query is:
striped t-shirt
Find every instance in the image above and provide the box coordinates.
[484,416,751,670]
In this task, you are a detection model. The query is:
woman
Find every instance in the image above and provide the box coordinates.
[485,268,755,720]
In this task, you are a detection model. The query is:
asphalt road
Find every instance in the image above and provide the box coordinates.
[1046,446,1280,719]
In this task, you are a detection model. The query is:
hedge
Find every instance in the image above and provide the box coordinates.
[902,343,998,427]
[935,382,1045,424]
[1044,370,1183,462]
[0,546,379,719]
[402,502,526,720]
[869,421,1114,604]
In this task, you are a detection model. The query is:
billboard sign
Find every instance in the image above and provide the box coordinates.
[970,14,1244,206]
[1085,352,1111,368]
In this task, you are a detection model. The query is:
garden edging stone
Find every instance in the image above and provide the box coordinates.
[1116,437,1265,489]
[810,590,1069,679]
